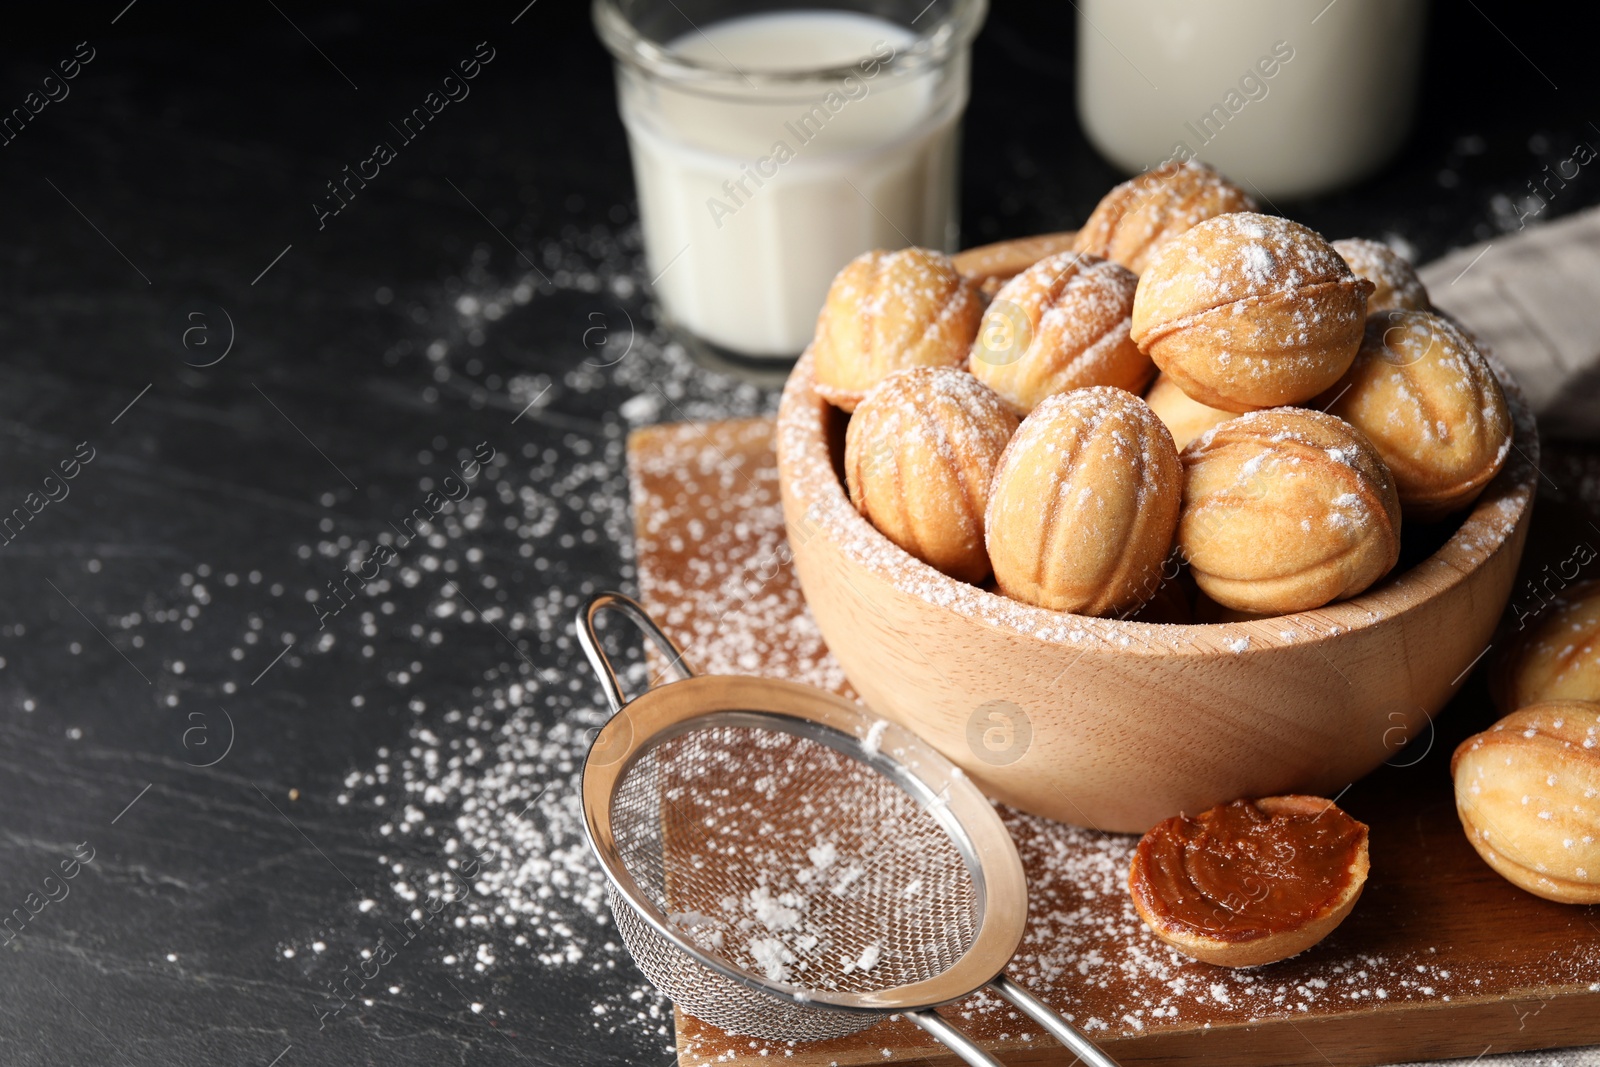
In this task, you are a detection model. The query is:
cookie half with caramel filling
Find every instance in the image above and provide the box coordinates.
[1129,795,1370,967]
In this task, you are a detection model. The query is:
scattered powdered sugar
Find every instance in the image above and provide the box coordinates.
[333,663,682,1050]
[844,942,882,974]
[633,422,845,690]
[1240,242,1278,285]
[1140,212,1351,313]
[807,840,838,869]
[289,215,785,1059]
[1327,491,1370,531]
[750,937,796,982]
[746,885,807,933]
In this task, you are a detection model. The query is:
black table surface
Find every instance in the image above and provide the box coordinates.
[2,3,1598,1065]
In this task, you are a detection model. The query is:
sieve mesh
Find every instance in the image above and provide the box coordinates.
[607,721,983,1040]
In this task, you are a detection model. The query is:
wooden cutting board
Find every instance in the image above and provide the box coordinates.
[628,417,1600,1067]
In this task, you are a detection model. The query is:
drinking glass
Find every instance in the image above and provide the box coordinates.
[594,0,988,367]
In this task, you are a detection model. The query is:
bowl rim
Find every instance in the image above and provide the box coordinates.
[775,347,1540,657]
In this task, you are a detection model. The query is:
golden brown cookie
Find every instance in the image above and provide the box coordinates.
[1144,372,1236,451]
[1072,160,1257,275]
[985,386,1180,616]
[969,251,1152,414]
[1452,702,1600,905]
[1131,213,1375,413]
[844,367,1018,584]
[1177,408,1402,615]
[1332,237,1431,312]
[811,248,984,412]
[1494,578,1600,714]
[1320,310,1510,521]
[1129,795,1370,967]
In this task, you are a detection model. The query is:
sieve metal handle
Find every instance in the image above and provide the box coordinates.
[990,975,1121,1067]
[907,1011,1006,1067]
[906,976,1122,1067]
[577,592,695,714]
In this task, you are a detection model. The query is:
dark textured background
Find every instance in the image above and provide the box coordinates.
[1,2,1597,1065]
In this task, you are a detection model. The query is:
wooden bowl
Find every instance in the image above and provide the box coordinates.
[775,350,1538,833]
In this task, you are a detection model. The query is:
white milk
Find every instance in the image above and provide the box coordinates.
[1075,0,1427,198]
[616,11,968,359]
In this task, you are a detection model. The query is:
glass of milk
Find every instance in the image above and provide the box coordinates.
[1075,0,1428,199]
[594,0,988,365]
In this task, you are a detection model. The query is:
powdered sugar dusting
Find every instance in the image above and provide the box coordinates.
[1139,212,1353,314]
[637,419,845,689]
[1132,213,1371,373]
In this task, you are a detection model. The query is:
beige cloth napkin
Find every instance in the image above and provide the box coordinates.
[1419,206,1600,441]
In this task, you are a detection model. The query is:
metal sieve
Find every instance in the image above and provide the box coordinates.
[577,593,1119,1067]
